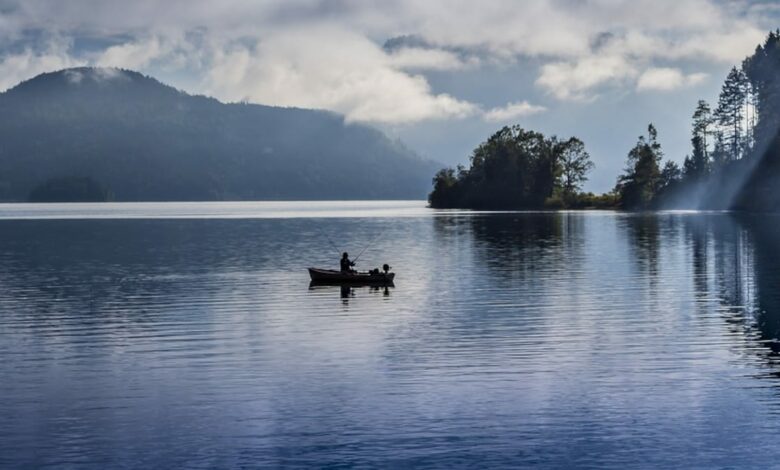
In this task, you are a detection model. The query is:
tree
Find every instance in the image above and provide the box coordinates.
[684,134,709,180]
[710,131,729,169]
[616,124,663,209]
[558,137,594,199]
[743,30,780,163]
[683,155,695,177]
[429,168,459,207]
[691,100,712,160]
[685,100,712,181]
[715,66,748,160]
[656,160,683,206]
[660,160,682,189]
[428,126,595,209]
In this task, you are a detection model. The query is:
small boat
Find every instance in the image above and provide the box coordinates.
[308,267,395,284]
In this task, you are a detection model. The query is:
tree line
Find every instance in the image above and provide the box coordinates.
[622,30,780,211]
[431,30,780,211]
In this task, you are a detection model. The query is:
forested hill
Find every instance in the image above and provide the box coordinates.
[0,67,438,201]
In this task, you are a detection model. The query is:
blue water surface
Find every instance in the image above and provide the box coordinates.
[1,201,779,468]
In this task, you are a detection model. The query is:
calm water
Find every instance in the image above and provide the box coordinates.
[2,201,780,468]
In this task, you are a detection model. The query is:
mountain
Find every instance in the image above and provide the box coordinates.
[0,67,439,201]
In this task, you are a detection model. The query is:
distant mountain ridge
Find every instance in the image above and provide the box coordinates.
[0,67,438,201]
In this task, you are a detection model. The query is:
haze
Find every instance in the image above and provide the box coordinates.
[0,0,776,191]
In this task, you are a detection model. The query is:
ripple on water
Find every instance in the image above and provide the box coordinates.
[0,205,780,467]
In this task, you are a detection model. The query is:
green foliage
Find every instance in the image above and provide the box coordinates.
[428,126,595,209]
[559,137,594,200]
[661,160,682,188]
[576,191,621,209]
[435,30,780,213]
[715,66,749,161]
[684,134,709,181]
[28,176,111,202]
[546,191,619,209]
[691,99,713,165]
[654,30,780,211]
[732,30,780,210]
[692,100,712,144]
[710,132,729,170]
[428,168,459,208]
[742,30,780,159]
[615,124,664,210]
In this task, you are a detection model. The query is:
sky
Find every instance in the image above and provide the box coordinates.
[0,0,777,192]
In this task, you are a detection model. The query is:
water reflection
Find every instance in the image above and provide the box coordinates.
[619,214,662,277]
[618,213,780,381]
[307,283,392,302]
[6,208,780,467]
[729,216,780,361]
[433,212,578,289]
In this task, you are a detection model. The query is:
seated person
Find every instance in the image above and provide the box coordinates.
[340,252,356,273]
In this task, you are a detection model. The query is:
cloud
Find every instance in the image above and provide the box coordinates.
[0,40,85,91]
[0,1,769,63]
[387,47,477,71]
[636,67,708,91]
[483,101,546,122]
[536,55,638,101]
[202,27,478,124]
[96,37,165,69]
[0,0,772,116]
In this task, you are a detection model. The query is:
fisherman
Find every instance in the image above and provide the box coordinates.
[340,252,356,273]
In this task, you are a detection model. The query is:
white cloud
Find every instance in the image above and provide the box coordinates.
[0,1,769,63]
[202,28,478,124]
[670,30,767,63]
[483,101,546,122]
[96,37,165,69]
[0,40,85,91]
[536,55,638,101]
[387,47,477,71]
[0,0,771,116]
[687,72,709,86]
[636,67,708,91]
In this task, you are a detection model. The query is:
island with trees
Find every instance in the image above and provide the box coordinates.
[431,30,780,213]
[429,126,612,209]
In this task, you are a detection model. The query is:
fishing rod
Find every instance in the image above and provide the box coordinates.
[353,231,384,263]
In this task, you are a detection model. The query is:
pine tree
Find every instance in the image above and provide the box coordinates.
[742,30,780,160]
[660,160,682,189]
[691,100,712,160]
[683,155,695,177]
[710,131,729,169]
[684,135,709,181]
[715,67,748,160]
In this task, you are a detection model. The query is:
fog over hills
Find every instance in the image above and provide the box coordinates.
[0,67,439,201]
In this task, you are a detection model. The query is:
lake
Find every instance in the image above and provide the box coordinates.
[2,201,780,468]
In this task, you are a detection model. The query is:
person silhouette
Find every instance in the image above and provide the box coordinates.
[340,252,355,273]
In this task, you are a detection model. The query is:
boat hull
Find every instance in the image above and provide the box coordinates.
[308,268,395,284]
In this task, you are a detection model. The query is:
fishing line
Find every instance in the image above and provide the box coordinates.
[353,231,384,263]
[323,232,342,257]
